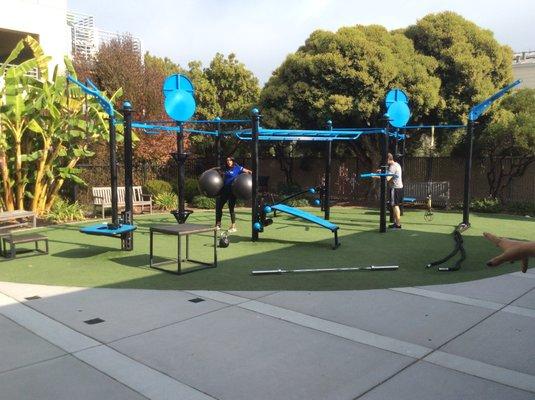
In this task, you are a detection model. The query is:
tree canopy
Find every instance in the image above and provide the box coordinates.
[405,11,513,123]
[260,24,441,130]
[476,88,535,198]
[204,53,260,118]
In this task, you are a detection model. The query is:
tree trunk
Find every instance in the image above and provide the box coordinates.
[14,139,24,210]
[31,140,50,212]
[44,157,80,212]
[0,152,14,210]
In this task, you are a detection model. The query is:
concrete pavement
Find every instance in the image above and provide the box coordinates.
[1,269,534,399]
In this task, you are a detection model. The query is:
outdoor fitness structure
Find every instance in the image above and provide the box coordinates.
[69,73,521,252]
[67,76,137,251]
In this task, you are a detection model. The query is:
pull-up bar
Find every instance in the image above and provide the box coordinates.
[403,124,466,129]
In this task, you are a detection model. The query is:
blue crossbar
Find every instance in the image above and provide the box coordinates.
[360,173,397,178]
[80,223,137,236]
[403,197,416,203]
[270,204,338,232]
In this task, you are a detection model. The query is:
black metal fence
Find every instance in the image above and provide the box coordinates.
[70,156,535,206]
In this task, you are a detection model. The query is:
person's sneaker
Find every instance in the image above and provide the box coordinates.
[388,223,402,229]
[215,225,221,231]
[228,227,237,233]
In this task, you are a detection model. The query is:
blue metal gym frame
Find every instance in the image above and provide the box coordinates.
[132,114,398,240]
[133,79,521,239]
[334,80,521,232]
[401,80,522,228]
[67,76,136,250]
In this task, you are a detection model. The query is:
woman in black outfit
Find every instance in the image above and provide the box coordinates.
[215,157,251,232]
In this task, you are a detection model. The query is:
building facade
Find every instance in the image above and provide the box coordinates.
[1,0,141,78]
[0,0,71,76]
[513,51,535,88]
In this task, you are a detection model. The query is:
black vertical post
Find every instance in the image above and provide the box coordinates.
[324,120,333,220]
[400,129,406,217]
[122,101,134,250]
[380,117,390,233]
[177,122,186,222]
[215,117,222,167]
[251,109,260,241]
[462,120,475,226]
[109,116,119,228]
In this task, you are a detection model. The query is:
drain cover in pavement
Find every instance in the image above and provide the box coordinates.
[84,318,105,325]
[188,298,205,303]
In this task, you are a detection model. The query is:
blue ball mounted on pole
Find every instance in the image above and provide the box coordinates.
[385,88,409,108]
[163,74,194,96]
[164,90,196,122]
[162,74,196,122]
[384,88,411,128]
[387,101,411,128]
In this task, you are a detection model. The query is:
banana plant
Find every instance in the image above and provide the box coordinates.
[0,36,120,214]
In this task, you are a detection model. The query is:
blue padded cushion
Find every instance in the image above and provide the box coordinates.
[271,204,338,232]
[80,224,137,236]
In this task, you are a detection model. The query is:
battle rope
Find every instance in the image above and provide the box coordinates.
[426,224,468,271]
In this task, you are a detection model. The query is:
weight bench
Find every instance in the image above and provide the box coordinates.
[2,234,49,259]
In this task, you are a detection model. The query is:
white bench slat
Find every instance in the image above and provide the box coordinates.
[91,186,153,218]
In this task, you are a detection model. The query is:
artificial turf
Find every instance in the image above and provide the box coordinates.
[0,207,532,291]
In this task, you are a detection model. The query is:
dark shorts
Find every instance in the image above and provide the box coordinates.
[389,187,404,206]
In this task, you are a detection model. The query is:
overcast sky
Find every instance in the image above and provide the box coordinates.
[68,0,535,83]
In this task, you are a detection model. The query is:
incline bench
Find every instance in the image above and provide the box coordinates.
[92,186,153,218]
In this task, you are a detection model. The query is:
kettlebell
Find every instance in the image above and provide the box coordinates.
[219,231,230,248]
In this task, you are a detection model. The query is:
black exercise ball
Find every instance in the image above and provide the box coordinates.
[232,173,252,200]
[198,169,224,198]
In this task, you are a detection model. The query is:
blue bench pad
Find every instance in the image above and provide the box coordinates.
[271,204,338,232]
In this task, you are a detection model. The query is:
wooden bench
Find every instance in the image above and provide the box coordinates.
[2,233,49,259]
[92,186,153,218]
[0,210,37,231]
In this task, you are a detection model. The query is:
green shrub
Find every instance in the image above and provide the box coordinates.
[277,182,302,195]
[470,197,502,213]
[192,195,216,209]
[143,179,173,196]
[47,198,85,223]
[236,198,249,207]
[504,201,535,216]
[154,191,178,211]
[171,178,200,202]
[286,198,310,207]
[185,178,200,202]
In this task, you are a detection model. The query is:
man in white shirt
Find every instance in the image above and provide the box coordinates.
[386,153,403,229]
